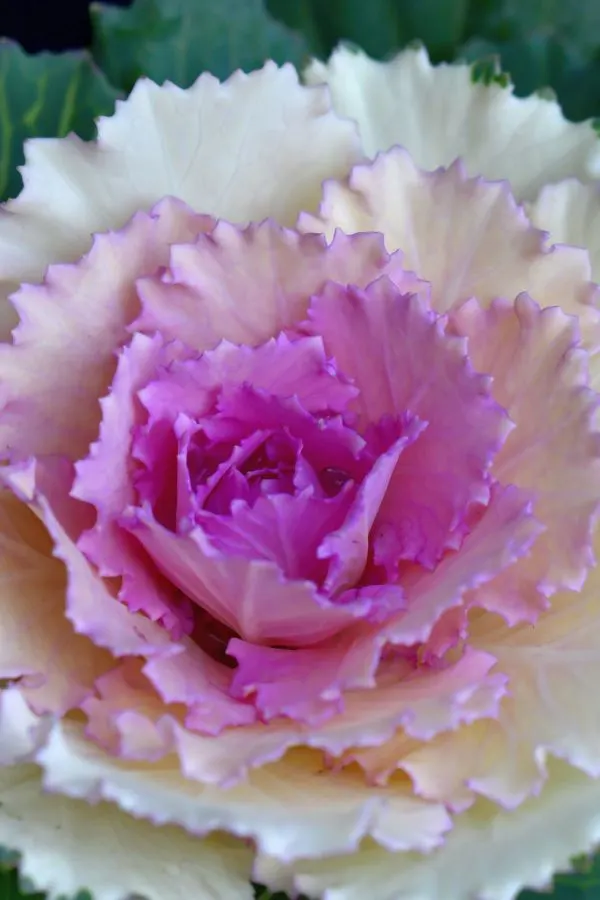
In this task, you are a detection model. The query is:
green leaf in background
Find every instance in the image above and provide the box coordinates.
[0,41,121,202]
[282,0,404,61]
[261,0,327,58]
[266,0,470,63]
[465,0,600,55]
[0,866,45,900]
[90,0,310,93]
[459,0,600,121]
[459,35,600,121]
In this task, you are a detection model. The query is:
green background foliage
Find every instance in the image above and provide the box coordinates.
[90,0,309,91]
[1,0,600,897]
[0,40,120,201]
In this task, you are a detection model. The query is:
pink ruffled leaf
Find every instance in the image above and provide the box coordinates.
[452,294,600,621]
[72,332,194,635]
[4,460,172,659]
[228,622,386,725]
[122,505,397,646]
[384,484,543,647]
[308,278,511,569]
[319,417,427,594]
[142,642,257,735]
[137,333,358,426]
[0,198,212,462]
[0,467,116,715]
[133,220,422,351]
[196,489,353,584]
[341,647,507,788]
[72,332,181,521]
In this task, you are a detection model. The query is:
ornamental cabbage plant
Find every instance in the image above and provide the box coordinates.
[1,45,600,900]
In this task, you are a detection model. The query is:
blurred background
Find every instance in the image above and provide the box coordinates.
[0,0,132,52]
[2,0,600,122]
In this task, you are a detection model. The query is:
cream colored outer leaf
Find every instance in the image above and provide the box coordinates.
[0,763,254,900]
[255,760,600,900]
[305,46,600,202]
[0,486,114,714]
[528,180,600,282]
[528,181,600,387]
[0,689,51,765]
[33,719,450,862]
